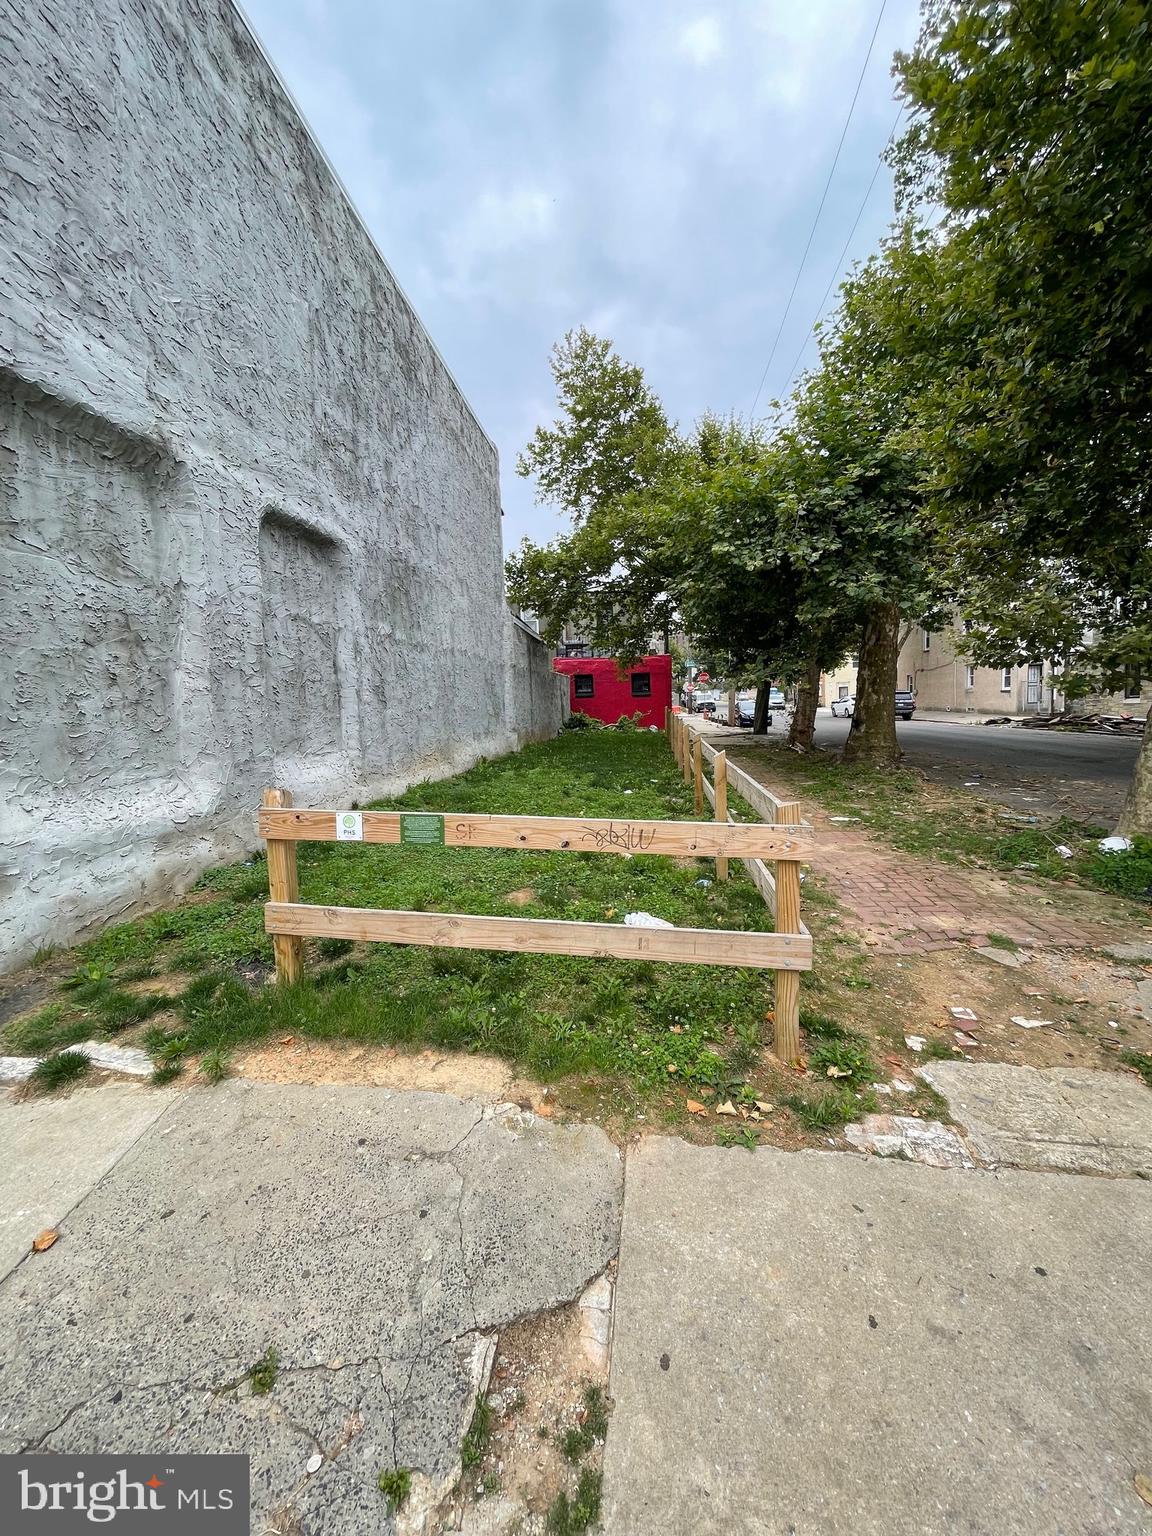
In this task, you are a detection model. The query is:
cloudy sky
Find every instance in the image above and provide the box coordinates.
[241,0,923,552]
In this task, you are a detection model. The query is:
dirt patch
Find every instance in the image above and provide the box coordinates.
[436,1275,613,1533]
[856,944,1152,1076]
[503,887,537,907]
[236,1039,543,1105]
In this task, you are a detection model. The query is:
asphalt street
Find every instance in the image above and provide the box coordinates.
[817,714,1141,783]
[738,711,1143,823]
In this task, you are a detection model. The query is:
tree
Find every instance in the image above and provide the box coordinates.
[780,236,949,764]
[893,0,1152,827]
[516,327,676,525]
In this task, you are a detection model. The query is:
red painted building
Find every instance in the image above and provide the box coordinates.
[552,653,673,729]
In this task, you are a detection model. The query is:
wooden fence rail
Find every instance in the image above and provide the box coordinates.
[259,781,814,1012]
[665,709,811,1062]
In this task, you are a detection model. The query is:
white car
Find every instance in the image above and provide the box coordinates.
[830,696,855,717]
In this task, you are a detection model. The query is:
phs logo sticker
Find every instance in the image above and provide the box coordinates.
[2,1455,249,1531]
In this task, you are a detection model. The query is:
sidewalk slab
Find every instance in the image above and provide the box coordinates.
[604,1137,1152,1536]
[919,1061,1152,1175]
[0,1080,181,1281]
[0,1082,622,1531]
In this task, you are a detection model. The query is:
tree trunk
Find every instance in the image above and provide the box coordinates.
[787,656,822,751]
[843,603,901,766]
[752,681,771,735]
[727,687,737,727]
[1117,720,1152,835]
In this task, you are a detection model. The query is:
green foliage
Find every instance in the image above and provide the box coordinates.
[1079,836,1152,901]
[784,1085,876,1130]
[546,1470,603,1536]
[198,1046,233,1085]
[516,327,675,526]
[461,1395,494,1469]
[151,1061,184,1086]
[29,1050,91,1092]
[377,1468,411,1513]
[316,937,355,960]
[892,2,1152,779]
[1121,1051,1152,1089]
[715,1124,759,1151]
[247,1347,278,1396]
[809,1036,874,1087]
[3,1004,90,1055]
[799,1010,852,1042]
[922,1038,962,1062]
[560,1384,609,1463]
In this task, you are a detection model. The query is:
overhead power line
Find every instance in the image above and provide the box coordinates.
[779,105,904,397]
[749,0,890,419]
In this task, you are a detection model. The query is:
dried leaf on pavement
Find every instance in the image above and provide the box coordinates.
[32,1229,59,1253]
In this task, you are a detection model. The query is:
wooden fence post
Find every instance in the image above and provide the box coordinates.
[692,735,704,815]
[263,786,303,984]
[681,719,692,785]
[664,704,672,738]
[713,750,729,881]
[772,799,803,1064]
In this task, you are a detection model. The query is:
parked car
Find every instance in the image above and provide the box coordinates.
[730,689,786,726]
[831,692,916,719]
[695,700,717,714]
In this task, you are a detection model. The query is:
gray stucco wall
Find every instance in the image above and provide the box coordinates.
[0,0,564,968]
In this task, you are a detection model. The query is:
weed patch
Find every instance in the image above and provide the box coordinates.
[546,1469,602,1536]
[377,1468,411,1513]
[29,1050,90,1092]
[461,1395,494,1470]
[247,1347,279,1396]
[783,1084,876,1129]
[560,1384,609,1463]
[809,1036,874,1086]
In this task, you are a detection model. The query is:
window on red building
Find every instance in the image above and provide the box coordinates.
[574,674,594,698]
[630,672,651,697]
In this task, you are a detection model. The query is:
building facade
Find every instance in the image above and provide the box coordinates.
[0,0,564,967]
[897,622,1152,717]
[553,654,673,729]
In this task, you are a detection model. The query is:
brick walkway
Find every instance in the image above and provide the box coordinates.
[723,752,1120,955]
[805,832,1116,953]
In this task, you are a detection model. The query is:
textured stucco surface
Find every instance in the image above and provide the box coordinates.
[0,0,563,967]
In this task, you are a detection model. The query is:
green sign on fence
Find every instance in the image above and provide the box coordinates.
[399,813,445,847]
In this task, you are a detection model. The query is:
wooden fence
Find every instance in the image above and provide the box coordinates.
[668,710,812,1061]
[258,785,813,1060]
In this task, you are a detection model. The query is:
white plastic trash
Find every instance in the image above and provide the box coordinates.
[1099,835,1133,854]
[623,912,675,929]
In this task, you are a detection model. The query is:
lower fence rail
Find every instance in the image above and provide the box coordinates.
[259,779,815,1061]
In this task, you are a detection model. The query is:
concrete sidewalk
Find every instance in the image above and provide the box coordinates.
[5,1076,1152,1535]
[604,1137,1152,1535]
[0,1082,622,1533]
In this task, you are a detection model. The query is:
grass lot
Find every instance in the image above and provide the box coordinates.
[9,730,848,1110]
[728,743,1152,903]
